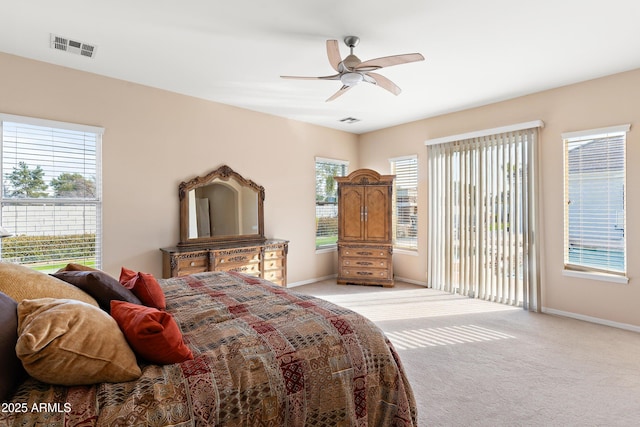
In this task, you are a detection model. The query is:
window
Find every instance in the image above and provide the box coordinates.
[315,157,348,250]
[0,114,103,273]
[390,155,418,250]
[563,124,628,279]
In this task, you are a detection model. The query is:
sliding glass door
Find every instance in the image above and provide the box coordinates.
[426,125,541,310]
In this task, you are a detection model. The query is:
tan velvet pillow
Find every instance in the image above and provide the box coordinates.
[16,298,142,386]
[0,262,98,307]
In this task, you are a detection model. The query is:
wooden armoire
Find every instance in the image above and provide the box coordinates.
[335,169,395,287]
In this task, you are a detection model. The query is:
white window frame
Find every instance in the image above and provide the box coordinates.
[390,155,418,252]
[0,113,103,271]
[315,157,348,252]
[562,124,629,284]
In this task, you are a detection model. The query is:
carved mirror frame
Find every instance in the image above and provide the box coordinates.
[178,165,265,246]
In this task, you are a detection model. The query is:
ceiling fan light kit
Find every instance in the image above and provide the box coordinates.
[281,36,424,101]
[340,72,363,86]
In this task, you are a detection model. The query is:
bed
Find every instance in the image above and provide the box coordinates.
[1,269,417,426]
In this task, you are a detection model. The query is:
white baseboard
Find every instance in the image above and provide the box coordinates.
[394,276,428,287]
[288,274,428,288]
[542,307,640,333]
[287,274,337,288]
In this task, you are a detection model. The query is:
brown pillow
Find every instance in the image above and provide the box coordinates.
[0,262,98,307]
[16,298,142,386]
[51,270,141,312]
[57,262,100,272]
[0,292,26,401]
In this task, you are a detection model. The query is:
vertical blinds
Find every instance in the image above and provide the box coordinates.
[563,125,628,275]
[390,155,418,250]
[315,158,348,249]
[426,124,540,309]
[0,116,102,271]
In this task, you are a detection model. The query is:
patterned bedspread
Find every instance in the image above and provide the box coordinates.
[1,271,417,426]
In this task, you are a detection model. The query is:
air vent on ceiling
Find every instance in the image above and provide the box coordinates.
[50,34,97,58]
[339,117,361,124]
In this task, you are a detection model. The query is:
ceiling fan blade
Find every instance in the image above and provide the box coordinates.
[356,53,425,71]
[326,85,352,102]
[281,74,341,80]
[326,40,342,72]
[365,72,402,96]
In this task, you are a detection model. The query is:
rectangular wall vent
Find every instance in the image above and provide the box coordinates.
[50,34,97,58]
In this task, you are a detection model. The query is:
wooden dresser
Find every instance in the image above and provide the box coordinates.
[163,165,288,287]
[160,239,288,287]
[335,169,394,287]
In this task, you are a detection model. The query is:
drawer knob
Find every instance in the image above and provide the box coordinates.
[190,261,195,267]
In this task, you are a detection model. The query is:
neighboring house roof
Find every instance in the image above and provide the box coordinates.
[568,138,624,174]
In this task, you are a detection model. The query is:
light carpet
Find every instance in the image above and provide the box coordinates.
[293,279,640,426]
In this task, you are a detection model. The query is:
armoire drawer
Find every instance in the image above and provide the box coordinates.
[341,258,389,269]
[340,267,391,280]
[341,248,388,259]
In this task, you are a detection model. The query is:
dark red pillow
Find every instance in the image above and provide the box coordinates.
[110,300,193,365]
[119,267,166,310]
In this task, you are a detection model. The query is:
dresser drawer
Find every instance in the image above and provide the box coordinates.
[177,254,208,269]
[217,262,261,276]
[264,269,284,283]
[214,249,260,268]
[264,248,285,259]
[263,257,284,271]
[174,253,209,276]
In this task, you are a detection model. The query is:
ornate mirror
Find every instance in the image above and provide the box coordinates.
[178,165,265,246]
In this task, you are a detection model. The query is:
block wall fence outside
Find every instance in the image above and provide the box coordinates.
[1,204,97,236]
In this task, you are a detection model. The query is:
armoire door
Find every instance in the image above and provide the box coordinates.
[364,186,390,241]
[339,186,364,241]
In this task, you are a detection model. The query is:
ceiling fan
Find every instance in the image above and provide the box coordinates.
[281,36,424,102]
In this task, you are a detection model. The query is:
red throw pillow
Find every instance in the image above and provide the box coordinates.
[119,267,166,310]
[110,300,193,365]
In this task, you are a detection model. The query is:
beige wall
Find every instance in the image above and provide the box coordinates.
[359,68,640,328]
[0,52,358,284]
[4,50,640,328]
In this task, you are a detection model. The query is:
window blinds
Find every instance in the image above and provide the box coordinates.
[315,157,348,250]
[563,125,628,276]
[0,116,103,271]
[426,123,541,310]
[390,155,418,250]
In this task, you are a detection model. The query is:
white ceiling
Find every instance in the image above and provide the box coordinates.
[2,0,640,134]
